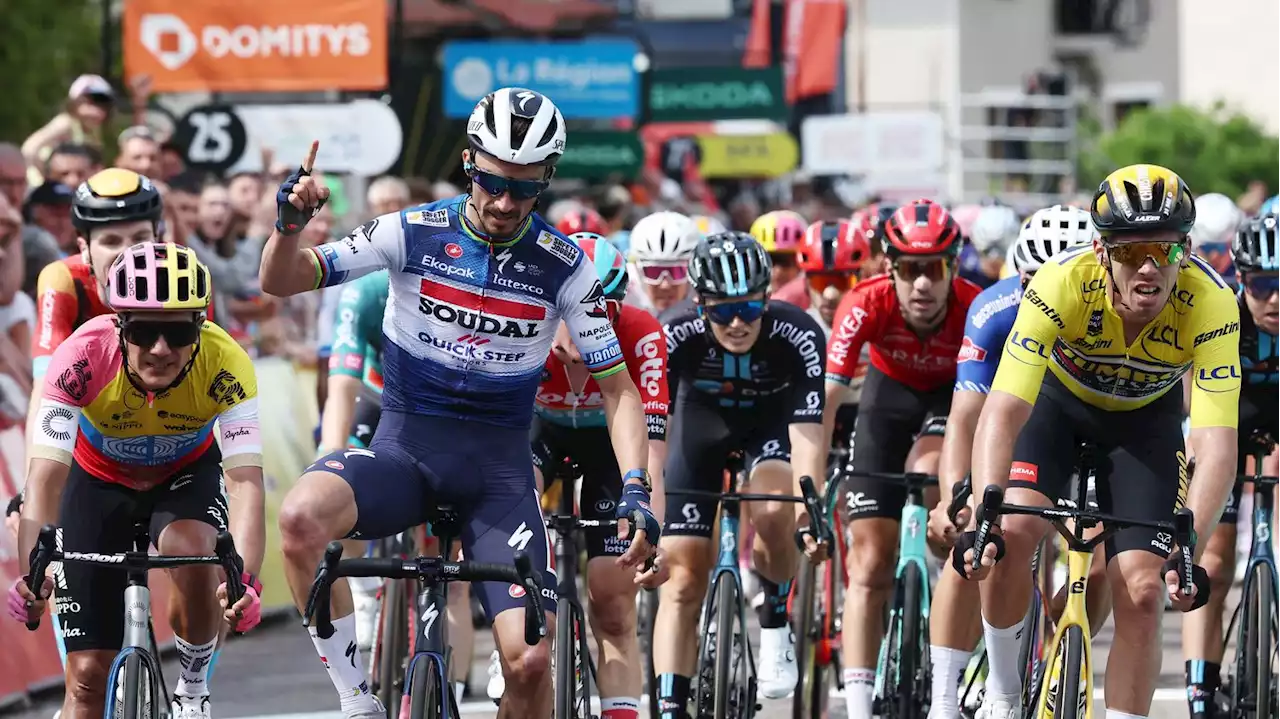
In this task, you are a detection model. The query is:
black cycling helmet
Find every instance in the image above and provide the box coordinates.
[1090,164,1196,238]
[689,232,772,299]
[72,168,163,236]
[1233,214,1279,272]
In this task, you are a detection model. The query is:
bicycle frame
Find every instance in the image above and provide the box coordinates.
[696,473,759,699]
[1239,449,1276,598]
[871,478,933,708]
[1034,546,1094,719]
[406,519,460,719]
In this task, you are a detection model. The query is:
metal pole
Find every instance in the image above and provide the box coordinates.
[391,0,404,91]
[102,0,113,81]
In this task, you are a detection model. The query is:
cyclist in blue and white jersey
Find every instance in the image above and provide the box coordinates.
[258,87,661,719]
[924,205,1099,719]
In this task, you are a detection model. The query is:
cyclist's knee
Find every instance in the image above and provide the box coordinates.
[1112,556,1167,619]
[587,584,636,639]
[659,541,711,606]
[748,503,794,545]
[279,473,356,553]
[501,640,551,690]
[66,651,112,706]
[156,519,216,556]
[994,513,1048,566]
[846,520,896,588]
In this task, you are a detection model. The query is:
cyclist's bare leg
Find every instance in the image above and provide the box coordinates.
[587,555,642,715]
[653,535,712,676]
[929,568,982,716]
[158,519,222,698]
[742,460,798,588]
[842,516,897,716]
[1103,549,1169,714]
[62,650,116,719]
[492,606,555,719]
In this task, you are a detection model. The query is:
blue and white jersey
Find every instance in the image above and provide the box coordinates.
[955,275,1022,393]
[308,195,626,428]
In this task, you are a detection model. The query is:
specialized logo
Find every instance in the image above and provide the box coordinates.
[421,602,440,639]
[535,231,580,265]
[957,336,987,363]
[418,278,545,338]
[495,248,513,274]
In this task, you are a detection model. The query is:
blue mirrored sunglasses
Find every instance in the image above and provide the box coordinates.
[1243,273,1279,299]
[700,299,766,325]
[466,163,548,200]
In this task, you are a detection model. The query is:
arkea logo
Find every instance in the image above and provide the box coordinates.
[141,14,199,70]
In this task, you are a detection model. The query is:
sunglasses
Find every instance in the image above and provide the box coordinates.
[1242,273,1279,300]
[807,272,854,294]
[892,258,952,282]
[700,299,766,325]
[1104,240,1187,268]
[122,319,202,348]
[466,163,548,201]
[770,253,798,269]
[639,263,689,285]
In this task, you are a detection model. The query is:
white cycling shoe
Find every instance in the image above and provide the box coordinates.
[757,626,798,700]
[171,694,211,719]
[975,693,1023,719]
[486,650,505,701]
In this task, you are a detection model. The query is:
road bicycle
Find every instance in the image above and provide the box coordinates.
[1222,430,1278,719]
[24,522,247,719]
[666,454,828,719]
[303,506,547,719]
[970,440,1197,719]
[367,526,429,715]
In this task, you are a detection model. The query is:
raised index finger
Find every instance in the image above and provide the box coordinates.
[302,141,320,173]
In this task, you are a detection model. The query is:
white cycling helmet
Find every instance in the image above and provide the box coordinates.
[1009,205,1097,274]
[630,212,703,263]
[467,87,566,167]
[969,205,1022,255]
[1189,192,1245,249]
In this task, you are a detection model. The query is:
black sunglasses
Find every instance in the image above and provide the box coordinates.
[465,162,548,201]
[122,319,202,348]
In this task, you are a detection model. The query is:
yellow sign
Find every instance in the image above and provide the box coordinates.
[695,133,798,179]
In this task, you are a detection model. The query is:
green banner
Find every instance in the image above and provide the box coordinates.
[648,67,786,122]
[557,131,644,179]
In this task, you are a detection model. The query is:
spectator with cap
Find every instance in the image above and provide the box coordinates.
[0,143,62,296]
[43,143,100,190]
[23,181,76,255]
[20,74,115,180]
[367,175,412,216]
[115,125,160,177]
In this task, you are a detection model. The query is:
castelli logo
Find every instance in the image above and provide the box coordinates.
[508,583,526,599]
[445,243,463,259]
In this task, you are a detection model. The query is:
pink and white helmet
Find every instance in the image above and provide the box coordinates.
[106,242,212,312]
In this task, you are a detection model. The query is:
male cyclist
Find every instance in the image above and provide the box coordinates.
[822,198,982,719]
[258,87,659,719]
[749,210,807,299]
[557,207,608,237]
[1187,193,1245,286]
[1181,213,1278,718]
[796,218,869,332]
[11,242,264,719]
[654,233,828,713]
[624,211,702,319]
[924,205,1101,719]
[959,165,1239,719]
[960,205,1021,289]
[534,233,670,719]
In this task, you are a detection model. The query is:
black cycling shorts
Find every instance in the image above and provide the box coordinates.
[54,445,228,653]
[662,398,794,539]
[530,417,629,560]
[1010,372,1185,562]
[1222,386,1278,525]
[349,386,383,448]
[839,365,951,522]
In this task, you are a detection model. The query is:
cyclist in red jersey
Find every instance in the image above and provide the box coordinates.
[537,233,667,719]
[556,207,608,237]
[821,199,982,719]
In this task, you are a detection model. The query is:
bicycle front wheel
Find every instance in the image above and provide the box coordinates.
[895,561,925,719]
[713,574,750,719]
[791,560,824,719]
[375,578,410,717]
[1236,562,1276,719]
[1047,625,1085,719]
[639,589,660,719]
[554,596,579,719]
[408,654,447,719]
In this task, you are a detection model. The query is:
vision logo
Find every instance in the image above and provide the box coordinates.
[140,14,199,70]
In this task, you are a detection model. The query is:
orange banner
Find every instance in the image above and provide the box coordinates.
[123,0,388,93]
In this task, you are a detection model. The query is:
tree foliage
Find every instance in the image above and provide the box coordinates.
[0,0,101,143]
[1079,103,1279,198]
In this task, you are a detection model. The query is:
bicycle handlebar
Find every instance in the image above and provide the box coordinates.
[667,476,832,548]
[23,523,245,631]
[947,479,972,525]
[303,542,547,647]
[840,469,939,489]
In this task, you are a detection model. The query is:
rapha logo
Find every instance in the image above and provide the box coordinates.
[140,14,198,71]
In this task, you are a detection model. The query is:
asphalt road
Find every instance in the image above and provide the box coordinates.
[3,600,1203,719]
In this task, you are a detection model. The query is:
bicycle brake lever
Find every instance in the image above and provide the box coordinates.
[947,478,973,525]
[513,552,546,646]
[971,485,1005,571]
[798,476,831,545]
[1173,508,1196,594]
[24,524,58,631]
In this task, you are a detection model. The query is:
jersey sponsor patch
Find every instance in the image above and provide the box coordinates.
[535,231,580,265]
[405,209,450,227]
[580,281,609,318]
[957,336,987,363]
[55,357,93,402]
[207,369,249,406]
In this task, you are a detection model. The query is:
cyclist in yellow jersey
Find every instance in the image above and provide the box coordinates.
[956,165,1241,719]
[10,243,266,719]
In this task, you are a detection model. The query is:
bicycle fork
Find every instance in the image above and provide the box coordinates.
[1036,549,1094,719]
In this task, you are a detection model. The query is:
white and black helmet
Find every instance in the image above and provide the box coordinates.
[630,212,703,263]
[969,205,1022,255]
[467,87,566,167]
[1009,205,1096,274]
[1189,192,1245,249]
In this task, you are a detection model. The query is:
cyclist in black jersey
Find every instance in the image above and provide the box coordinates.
[1182,213,1279,718]
[653,232,828,714]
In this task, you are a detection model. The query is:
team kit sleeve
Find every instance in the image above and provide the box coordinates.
[955,292,1008,394]
[31,322,117,465]
[308,212,407,290]
[825,287,875,385]
[212,340,265,470]
[31,261,79,379]
[778,309,828,423]
[622,309,671,441]
[328,281,370,379]
[1187,284,1243,430]
[990,265,1068,404]
[558,260,626,380]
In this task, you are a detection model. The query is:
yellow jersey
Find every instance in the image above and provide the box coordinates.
[991,247,1241,429]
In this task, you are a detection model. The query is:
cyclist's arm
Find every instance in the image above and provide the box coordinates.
[823,289,874,449]
[219,397,266,577]
[785,310,828,493]
[260,214,403,297]
[320,375,362,454]
[942,308,1007,507]
[27,262,78,471]
[22,369,92,574]
[626,313,671,517]
[1183,291,1243,549]
[319,282,372,452]
[976,274,1064,499]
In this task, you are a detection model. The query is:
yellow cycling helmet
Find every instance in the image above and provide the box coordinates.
[72,168,164,236]
[750,210,807,253]
[106,242,212,312]
[1091,164,1196,238]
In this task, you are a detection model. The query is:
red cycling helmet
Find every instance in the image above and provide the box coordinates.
[798,220,867,274]
[850,204,896,249]
[557,208,608,236]
[882,199,962,259]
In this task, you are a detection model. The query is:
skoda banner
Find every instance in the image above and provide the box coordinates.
[648,66,786,122]
[556,131,644,180]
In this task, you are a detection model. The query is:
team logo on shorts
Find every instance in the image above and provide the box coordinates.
[325,460,345,471]
[508,583,526,598]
